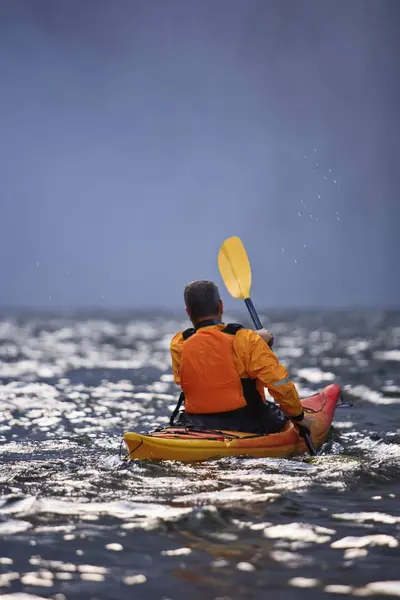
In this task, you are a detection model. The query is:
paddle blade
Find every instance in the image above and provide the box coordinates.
[218,236,252,299]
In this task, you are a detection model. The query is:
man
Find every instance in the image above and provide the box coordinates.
[170,280,312,434]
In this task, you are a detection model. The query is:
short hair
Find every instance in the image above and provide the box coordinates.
[184,280,221,321]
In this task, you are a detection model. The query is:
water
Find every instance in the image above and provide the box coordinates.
[1,310,399,600]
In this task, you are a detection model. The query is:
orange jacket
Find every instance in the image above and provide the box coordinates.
[170,323,303,417]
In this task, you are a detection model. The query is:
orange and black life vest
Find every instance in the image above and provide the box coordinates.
[170,320,267,425]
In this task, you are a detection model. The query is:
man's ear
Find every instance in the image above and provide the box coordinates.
[218,299,224,316]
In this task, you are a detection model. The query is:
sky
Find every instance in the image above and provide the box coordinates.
[0,0,399,311]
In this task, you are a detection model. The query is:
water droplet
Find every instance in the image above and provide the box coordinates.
[329,168,332,173]
[36,261,40,267]
[303,244,307,248]
[313,169,316,173]
[324,175,327,180]
[337,216,340,221]
[294,259,298,264]
[316,163,319,167]
[281,248,285,252]
[298,212,302,217]
[48,295,52,300]
[333,179,337,184]
[304,155,307,159]
[310,214,313,219]
[314,148,317,152]
[317,194,322,199]
[315,217,319,221]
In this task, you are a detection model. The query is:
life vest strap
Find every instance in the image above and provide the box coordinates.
[182,327,196,340]
[222,323,244,335]
[182,322,243,340]
[170,391,185,426]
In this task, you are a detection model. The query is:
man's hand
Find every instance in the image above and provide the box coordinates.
[256,328,274,347]
[294,415,313,433]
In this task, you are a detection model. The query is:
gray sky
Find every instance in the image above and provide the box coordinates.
[0,0,399,310]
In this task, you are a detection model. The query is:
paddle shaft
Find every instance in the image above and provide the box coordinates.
[243,297,317,457]
[244,298,263,329]
[245,298,273,348]
[298,425,317,456]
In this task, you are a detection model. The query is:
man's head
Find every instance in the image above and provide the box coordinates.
[184,280,223,324]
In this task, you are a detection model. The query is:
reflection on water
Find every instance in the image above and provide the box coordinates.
[0,311,399,599]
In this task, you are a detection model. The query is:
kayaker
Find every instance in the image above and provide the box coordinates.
[169,280,312,434]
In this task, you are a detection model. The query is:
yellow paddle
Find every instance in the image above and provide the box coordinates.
[218,236,263,332]
[218,235,316,456]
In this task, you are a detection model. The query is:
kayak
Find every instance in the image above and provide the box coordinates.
[123,383,341,462]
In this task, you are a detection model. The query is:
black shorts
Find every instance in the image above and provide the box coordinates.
[176,401,288,434]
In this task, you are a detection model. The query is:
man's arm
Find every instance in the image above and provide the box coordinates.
[170,332,184,385]
[240,330,304,418]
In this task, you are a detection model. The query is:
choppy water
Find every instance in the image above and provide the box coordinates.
[0,310,399,600]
